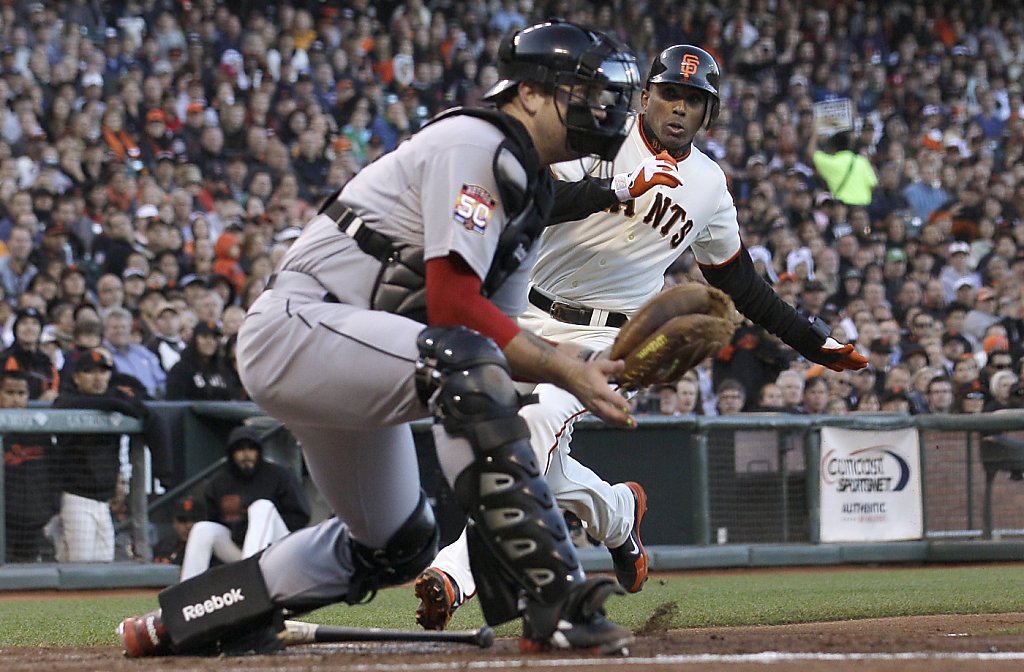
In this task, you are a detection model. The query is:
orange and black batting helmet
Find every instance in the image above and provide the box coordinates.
[646,45,721,128]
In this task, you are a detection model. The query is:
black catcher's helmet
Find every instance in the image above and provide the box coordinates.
[647,45,721,128]
[483,19,641,160]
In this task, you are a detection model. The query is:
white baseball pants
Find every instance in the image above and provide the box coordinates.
[179,499,291,581]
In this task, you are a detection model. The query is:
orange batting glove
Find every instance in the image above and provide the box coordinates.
[817,338,869,372]
[612,151,682,201]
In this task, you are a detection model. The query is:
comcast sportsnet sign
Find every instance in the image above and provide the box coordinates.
[819,427,923,542]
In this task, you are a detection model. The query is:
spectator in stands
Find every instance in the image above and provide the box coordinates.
[880,389,912,414]
[146,302,187,373]
[853,390,880,412]
[801,375,831,415]
[95,273,126,322]
[1,369,59,562]
[986,370,1019,412]
[924,376,956,414]
[807,130,876,207]
[91,210,137,279]
[153,496,203,567]
[2,307,58,401]
[654,384,682,416]
[752,382,786,412]
[957,386,988,415]
[165,320,237,401]
[0,225,38,301]
[122,268,148,311]
[715,379,747,416]
[179,425,310,580]
[58,265,94,308]
[775,370,804,412]
[939,242,982,303]
[951,354,982,393]
[59,319,104,392]
[675,376,701,416]
[103,307,165,399]
[964,287,1001,345]
[902,160,949,223]
[981,349,1014,387]
[52,349,172,562]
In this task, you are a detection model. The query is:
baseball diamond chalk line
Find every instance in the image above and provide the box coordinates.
[291,651,1024,671]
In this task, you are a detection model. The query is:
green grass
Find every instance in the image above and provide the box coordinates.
[1,565,1023,647]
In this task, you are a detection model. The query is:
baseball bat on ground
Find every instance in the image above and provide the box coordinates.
[280,620,496,648]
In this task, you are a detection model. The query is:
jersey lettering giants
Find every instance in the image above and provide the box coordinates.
[535,116,740,315]
[643,192,694,249]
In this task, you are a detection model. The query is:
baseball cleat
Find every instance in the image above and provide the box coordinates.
[117,609,170,657]
[414,567,462,631]
[520,577,633,655]
[608,481,649,593]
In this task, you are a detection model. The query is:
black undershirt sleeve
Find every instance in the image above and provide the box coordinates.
[699,245,827,357]
[549,177,619,225]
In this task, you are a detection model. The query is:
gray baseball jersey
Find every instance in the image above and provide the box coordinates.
[236,114,537,606]
[281,116,534,317]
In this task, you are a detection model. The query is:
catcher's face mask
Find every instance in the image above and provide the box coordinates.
[555,47,640,161]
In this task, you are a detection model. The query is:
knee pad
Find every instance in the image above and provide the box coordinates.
[417,326,583,624]
[416,326,528,443]
[346,492,438,604]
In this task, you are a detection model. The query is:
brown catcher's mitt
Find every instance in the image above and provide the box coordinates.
[610,284,737,390]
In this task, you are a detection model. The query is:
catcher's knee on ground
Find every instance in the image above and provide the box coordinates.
[417,326,584,634]
[156,496,437,654]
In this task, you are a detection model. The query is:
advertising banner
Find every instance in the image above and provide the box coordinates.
[819,427,922,542]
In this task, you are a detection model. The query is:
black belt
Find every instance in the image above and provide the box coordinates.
[528,287,628,328]
[324,199,398,263]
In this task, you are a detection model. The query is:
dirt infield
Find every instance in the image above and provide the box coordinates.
[3,612,1023,672]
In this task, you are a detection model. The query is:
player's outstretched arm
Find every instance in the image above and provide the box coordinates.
[700,245,866,372]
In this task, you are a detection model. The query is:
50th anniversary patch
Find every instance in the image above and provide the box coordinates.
[453,184,496,234]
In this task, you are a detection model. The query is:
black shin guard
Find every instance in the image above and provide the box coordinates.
[418,327,584,632]
[158,554,280,654]
[346,491,439,604]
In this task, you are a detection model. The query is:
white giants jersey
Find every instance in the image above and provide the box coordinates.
[534,116,741,315]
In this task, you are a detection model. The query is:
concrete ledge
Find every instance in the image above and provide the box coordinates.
[0,562,179,591]
[0,564,61,590]
[57,562,180,590]
[649,545,752,569]
[926,539,1024,563]
[838,542,930,564]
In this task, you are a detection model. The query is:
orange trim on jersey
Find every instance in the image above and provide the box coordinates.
[697,245,743,269]
[638,114,691,161]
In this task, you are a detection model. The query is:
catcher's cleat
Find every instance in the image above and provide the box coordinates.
[414,567,462,631]
[117,609,171,658]
[609,481,649,593]
[519,577,633,655]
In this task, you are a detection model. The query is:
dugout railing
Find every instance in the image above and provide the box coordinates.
[2,405,1024,587]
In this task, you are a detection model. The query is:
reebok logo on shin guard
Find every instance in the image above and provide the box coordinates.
[181,588,245,622]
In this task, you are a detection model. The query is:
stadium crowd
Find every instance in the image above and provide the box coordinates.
[0,0,1022,420]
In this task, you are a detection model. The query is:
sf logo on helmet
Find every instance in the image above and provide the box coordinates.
[680,53,701,78]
